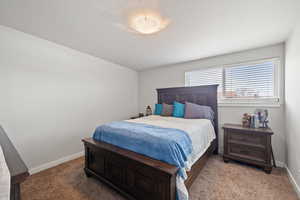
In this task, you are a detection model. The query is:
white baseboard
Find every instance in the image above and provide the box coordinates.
[285,165,300,199]
[29,151,84,175]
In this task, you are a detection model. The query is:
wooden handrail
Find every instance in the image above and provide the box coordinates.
[0,126,29,200]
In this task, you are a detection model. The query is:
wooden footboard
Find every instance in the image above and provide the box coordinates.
[82,138,216,200]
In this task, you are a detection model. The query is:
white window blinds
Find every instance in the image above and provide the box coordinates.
[185,67,223,97]
[185,59,280,102]
[224,61,274,98]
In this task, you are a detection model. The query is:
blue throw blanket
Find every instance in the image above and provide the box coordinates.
[93,121,192,179]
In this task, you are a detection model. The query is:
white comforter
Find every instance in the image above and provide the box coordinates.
[0,145,10,200]
[127,115,216,200]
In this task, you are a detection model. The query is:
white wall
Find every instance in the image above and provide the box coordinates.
[139,44,286,164]
[285,5,300,191]
[0,25,138,171]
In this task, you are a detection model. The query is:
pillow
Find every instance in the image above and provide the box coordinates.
[184,102,214,121]
[154,104,163,115]
[161,103,174,116]
[173,101,185,118]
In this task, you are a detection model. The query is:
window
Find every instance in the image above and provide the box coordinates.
[185,67,223,97]
[185,58,281,105]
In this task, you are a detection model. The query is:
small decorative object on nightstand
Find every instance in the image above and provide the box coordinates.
[223,124,275,174]
[242,113,251,128]
[145,105,152,116]
[255,109,269,128]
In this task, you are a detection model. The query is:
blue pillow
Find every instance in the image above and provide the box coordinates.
[173,101,185,118]
[154,104,163,115]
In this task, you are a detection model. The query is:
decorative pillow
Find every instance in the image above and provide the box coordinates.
[184,102,214,121]
[154,104,163,115]
[173,101,185,118]
[161,103,174,116]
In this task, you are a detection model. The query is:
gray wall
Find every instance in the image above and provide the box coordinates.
[0,25,139,170]
[139,44,286,164]
[285,4,300,191]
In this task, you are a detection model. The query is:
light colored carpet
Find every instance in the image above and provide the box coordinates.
[22,156,299,200]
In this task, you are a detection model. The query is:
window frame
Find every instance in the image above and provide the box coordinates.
[185,57,283,107]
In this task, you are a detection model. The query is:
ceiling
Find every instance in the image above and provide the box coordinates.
[0,0,297,71]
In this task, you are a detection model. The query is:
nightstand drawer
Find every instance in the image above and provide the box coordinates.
[229,131,266,146]
[228,143,266,163]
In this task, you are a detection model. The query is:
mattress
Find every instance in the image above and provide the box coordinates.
[127,115,216,170]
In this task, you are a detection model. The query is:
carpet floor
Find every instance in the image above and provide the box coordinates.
[22,156,299,200]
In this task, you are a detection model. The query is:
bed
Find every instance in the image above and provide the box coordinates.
[82,85,219,200]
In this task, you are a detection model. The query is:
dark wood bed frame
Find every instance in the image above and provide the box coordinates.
[0,126,29,200]
[82,85,219,200]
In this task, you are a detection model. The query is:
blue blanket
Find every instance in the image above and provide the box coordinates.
[93,121,192,178]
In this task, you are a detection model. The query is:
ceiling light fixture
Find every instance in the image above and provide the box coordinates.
[128,10,170,35]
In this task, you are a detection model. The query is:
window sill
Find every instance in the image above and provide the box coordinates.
[218,102,282,108]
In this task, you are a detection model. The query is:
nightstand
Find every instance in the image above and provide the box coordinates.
[222,124,275,174]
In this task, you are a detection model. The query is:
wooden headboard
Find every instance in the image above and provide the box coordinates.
[156,85,219,154]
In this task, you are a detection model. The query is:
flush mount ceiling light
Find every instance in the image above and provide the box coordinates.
[128,10,170,35]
